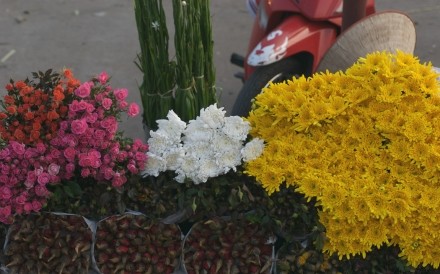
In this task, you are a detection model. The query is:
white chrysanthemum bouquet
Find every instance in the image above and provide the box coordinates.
[142,104,266,221]
[143,104,264,183]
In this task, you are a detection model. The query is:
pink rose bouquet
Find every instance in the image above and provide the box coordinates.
[0,70,148,223]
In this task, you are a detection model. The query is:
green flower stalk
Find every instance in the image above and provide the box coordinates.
[199,0,217,107]
[135,0,217,126]
[172,0,199,122]
[134,0,175,129]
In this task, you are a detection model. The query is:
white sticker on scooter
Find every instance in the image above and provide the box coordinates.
[247,30,288,66]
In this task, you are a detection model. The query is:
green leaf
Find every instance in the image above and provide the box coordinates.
[62,181,83,198]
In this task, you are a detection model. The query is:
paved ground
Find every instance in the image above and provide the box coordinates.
[0,0,439,142]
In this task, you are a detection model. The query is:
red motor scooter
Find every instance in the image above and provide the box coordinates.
[230,0,375,116]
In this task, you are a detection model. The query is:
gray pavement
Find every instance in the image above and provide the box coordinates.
[0,0,439,142]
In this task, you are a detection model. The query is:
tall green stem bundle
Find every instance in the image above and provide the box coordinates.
[135,0,217,127]
[134,0,175,129]
[172,0,198,122]
[199,0,216,107]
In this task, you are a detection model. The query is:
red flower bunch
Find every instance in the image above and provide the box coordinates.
[0,70,148,223]
[0,69,80,145]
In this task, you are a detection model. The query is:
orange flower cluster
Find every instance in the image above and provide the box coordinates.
[0,69,80,145]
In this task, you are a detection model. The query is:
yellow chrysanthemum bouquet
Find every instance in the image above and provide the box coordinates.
[245,50,440,269]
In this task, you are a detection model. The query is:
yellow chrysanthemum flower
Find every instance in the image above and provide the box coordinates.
[245,50,440,268]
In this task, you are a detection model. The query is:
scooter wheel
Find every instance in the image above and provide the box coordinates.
[231,58,302,117]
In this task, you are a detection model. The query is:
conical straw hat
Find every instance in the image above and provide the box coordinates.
[316,11,416,72]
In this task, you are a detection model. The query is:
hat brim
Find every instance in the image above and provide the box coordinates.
[316,11,416,73]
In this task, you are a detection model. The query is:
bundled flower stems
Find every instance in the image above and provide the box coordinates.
[134,0,175,129]
[134,0,217,129]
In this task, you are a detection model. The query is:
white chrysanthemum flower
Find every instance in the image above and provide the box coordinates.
[148,131,176,155]
[142,152,167,177]
[199,104,226,129]
[163,147,185,170]
[195,158,220,183]
[222,116,250,141]
[184,119,214,142]
[215,150,242,173]
[184,142,213,161]
[155,110,187,143]
[211,133,242,155]
[241,138,265,162]
[175,154,198,183]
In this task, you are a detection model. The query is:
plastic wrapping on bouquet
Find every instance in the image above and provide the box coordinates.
[92,211,183,274]
[181,216,276,274]
[2,212,94,274]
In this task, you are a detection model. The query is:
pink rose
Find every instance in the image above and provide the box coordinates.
[100,116,117,130]
[127,164,138,174]
[10,141,25,155]
[66,163,75,173]
[0,206,11,219]
[71,119,88,135]
[118,101,128,110]
[1,165,10,175]
[111,173,127,188]
[36,143,46,154]
[32,200,42,212]
[60,121,69,131]
[0,186,12,199]
[102,98,113,110]
[98,71,109,84]
[0,175,8,184]
[0,148,10,159]
[78,154,92,167]
[117,151,128,161]
[24,203,33,213]
[7,177,18,187]
[75,82,93,98]
[85,113,98,124]
[62,135,78,147]
[127,103,140,117]
[85,102,95,113]
[91,158,102,169]
[48,163,60,176]
[134,152,147,162]
[102,167,114,180]
[15,195,27,205]
[37,172,51,185]
[34,185,50,197]
[25,171,37,188]
[69,100,81,113]
[113,88,128,101]
[63,147,77,161]
[78,101,89,111]
[94,129,106,140]
[49,148,61,159]
[81,168,91,178]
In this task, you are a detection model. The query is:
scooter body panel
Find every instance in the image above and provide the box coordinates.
[242,0,376,80]
[245,16,338,78]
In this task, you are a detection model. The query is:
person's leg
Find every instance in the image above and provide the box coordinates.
[342,0,368,31]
